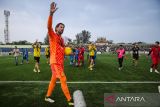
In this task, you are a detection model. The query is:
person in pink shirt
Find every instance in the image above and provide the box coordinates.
[116,45,125,70]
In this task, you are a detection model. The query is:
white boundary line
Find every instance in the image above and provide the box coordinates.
[0,81,160,84]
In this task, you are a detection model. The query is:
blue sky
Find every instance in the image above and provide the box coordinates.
[0,0,160,43]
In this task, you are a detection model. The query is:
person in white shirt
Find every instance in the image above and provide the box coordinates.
[13,46,20,66]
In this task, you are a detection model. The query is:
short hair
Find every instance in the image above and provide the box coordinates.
[119,45,123,47]
[155,41,159,44]
[55,23,65,31]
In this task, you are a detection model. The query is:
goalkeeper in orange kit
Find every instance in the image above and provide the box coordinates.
[44,2,74,106]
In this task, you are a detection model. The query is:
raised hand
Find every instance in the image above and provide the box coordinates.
[50,2,58,15]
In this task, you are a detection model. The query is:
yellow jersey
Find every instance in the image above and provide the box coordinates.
[89,45,96,56]
[33,45,41,57]
[45,47,49,56]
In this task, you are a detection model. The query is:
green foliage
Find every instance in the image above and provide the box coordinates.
[75,30,91,44]
[44,34,49,45]
[7,40,32,45]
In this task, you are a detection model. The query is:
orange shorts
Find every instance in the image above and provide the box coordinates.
[50,64,64,78]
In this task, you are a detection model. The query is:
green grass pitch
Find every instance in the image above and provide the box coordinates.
[0,53,160,107]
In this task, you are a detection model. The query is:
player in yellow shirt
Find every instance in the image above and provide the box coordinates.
[45,46,50,64]
[32,40,41,73]
[88,43,96,71]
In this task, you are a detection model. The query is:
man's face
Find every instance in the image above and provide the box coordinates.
[56,24,64,35]
[120,46,123,49]
[155,42,159,46]
[36,43,40,47]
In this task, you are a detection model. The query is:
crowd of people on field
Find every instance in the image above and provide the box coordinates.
[11,40,160,73]
[115,41,160,74]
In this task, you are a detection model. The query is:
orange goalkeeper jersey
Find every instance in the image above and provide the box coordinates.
[48,15,65,65]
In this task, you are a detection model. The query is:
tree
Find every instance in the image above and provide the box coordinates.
[19,40,28,45]
[11,40,31,45]
[75,30,91,44]
[108,40,113,44]
[44,33,49,45]
[68,38,72,43]
[76,34,80,44]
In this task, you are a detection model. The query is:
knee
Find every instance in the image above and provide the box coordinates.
[60,76,67,83]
